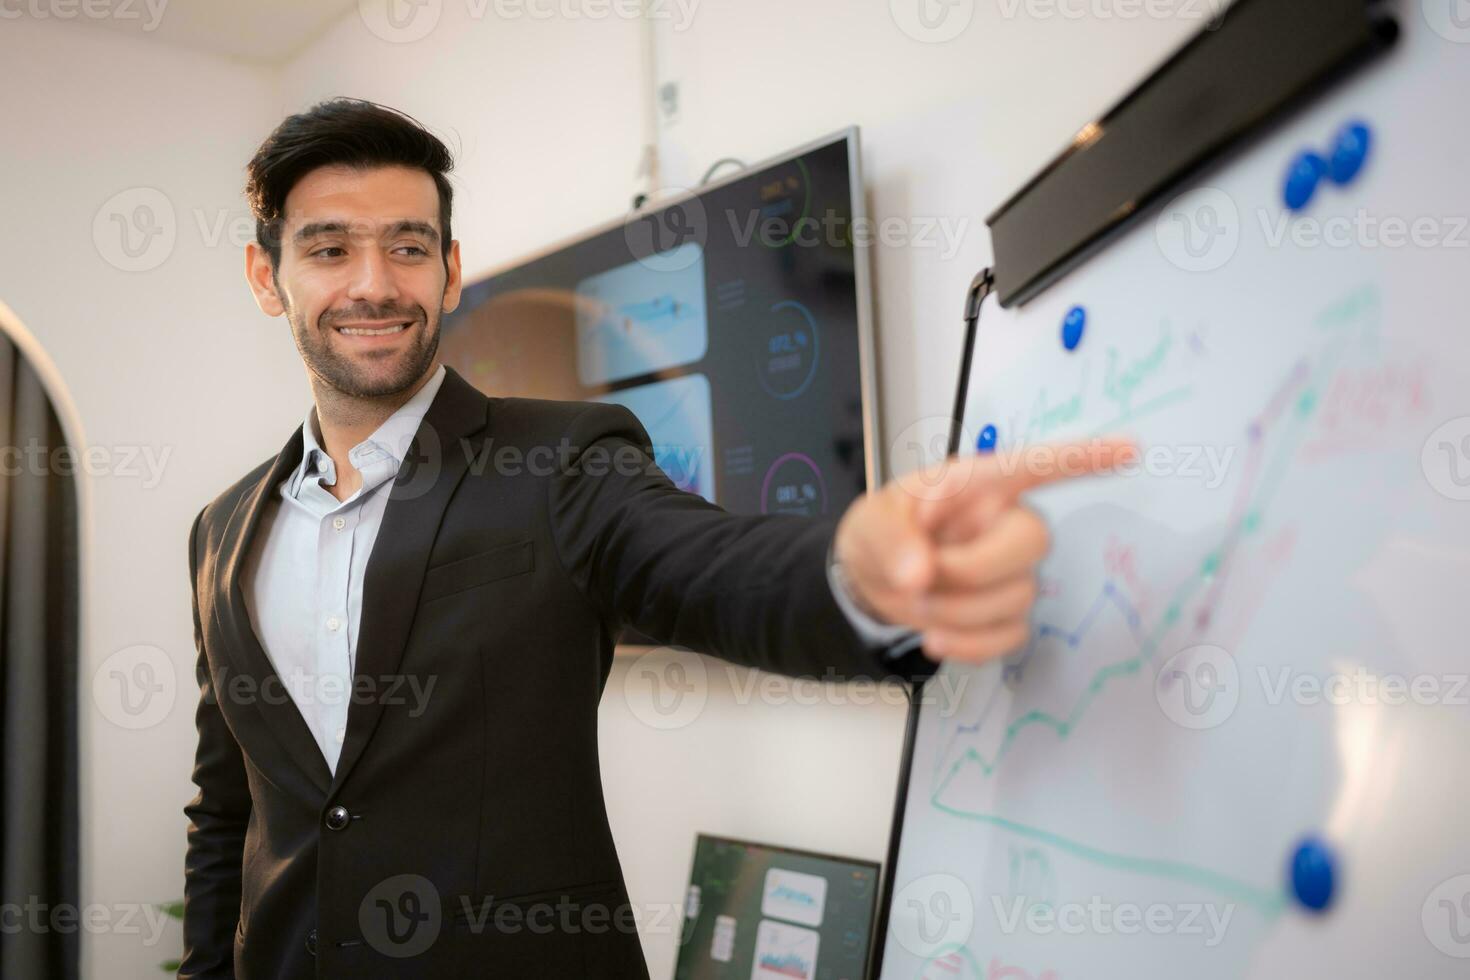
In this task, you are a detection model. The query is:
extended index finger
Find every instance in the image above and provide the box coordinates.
[914,437,1139,532]
[989,437,1140,499]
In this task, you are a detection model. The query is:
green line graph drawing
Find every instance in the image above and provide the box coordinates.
[929,798,1288,918]
[924,285,1377,913]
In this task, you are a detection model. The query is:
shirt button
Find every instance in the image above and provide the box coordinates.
[335,727,347,743]
[332,516,346,531]
[326,617,341,632]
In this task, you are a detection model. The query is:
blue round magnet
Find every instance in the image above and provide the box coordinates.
[1283,152,1329,211]
[976,424,998,454]
[1329,121,1372,186]
[1288,836,1338,913]
[1062,306,1086,351]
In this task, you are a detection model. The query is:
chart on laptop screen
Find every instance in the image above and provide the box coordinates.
[676,836,878,980]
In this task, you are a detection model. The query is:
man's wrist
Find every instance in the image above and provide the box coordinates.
[827,545,917,650]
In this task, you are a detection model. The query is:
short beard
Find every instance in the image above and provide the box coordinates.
[287,297,442,400]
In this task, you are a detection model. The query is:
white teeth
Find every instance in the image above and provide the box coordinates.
[338,323,407,336]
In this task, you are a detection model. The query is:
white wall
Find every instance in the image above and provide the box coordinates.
[0,17,289,978]
[2,2,1210,976]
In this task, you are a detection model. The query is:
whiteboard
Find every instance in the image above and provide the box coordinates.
[879,5,1470,979]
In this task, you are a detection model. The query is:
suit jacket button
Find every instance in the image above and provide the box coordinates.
[325,805,350,831]
[306,928,318,956]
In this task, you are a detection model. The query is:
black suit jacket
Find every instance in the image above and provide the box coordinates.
[181,366,931,979]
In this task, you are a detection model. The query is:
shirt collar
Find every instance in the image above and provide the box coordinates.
[289,363,448,498]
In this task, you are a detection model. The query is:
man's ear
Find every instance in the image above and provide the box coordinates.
[244,241,286,317]
[441,239,463,315]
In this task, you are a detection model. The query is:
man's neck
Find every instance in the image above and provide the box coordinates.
[308,363,440,502]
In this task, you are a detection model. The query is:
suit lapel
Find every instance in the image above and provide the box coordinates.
[330,366,491,794]
[214,425,335,794]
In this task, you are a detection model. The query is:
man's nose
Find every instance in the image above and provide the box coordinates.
[345,247,401,305]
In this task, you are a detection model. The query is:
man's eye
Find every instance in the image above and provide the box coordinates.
[395,245,428,257]
[312,247,346,258]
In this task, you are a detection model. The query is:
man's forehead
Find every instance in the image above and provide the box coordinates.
[287,217,440,242]
[281,164,439,230]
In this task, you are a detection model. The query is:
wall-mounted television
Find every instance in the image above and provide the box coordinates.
[441,128,880,519]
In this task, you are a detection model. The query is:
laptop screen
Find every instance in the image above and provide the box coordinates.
[675,834,880,980]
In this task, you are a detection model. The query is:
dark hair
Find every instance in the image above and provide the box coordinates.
[245,98,455,268]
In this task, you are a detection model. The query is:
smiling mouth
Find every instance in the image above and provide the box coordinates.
[333,321,412,337]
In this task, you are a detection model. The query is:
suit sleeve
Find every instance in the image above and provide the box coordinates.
[547,402,935,683]
[179,508,252,979]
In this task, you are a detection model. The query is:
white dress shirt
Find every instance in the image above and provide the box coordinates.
[240,365,448,773]
[242,364,914,773]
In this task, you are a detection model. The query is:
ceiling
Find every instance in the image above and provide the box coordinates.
[75,0,361,64]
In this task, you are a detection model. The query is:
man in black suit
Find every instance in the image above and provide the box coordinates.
[181,99,1132,979]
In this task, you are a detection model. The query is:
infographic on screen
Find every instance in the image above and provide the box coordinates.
[882,19,1470,980]
[574,242,710,386]
[596,373,715,500]
[442,135,869,517]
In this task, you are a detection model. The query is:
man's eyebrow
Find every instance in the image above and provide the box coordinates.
[386,220,440,243]
[293,220,441,243]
